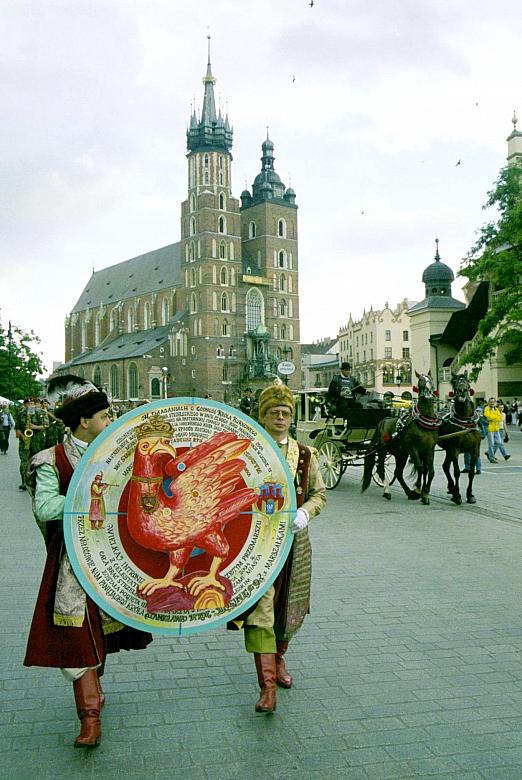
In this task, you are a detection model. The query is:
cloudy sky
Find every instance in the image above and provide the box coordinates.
[2,0,521,372]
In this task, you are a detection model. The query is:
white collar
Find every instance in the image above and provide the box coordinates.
[71,433,89,451]
[278,437,289,446]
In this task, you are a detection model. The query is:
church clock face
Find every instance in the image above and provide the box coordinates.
[63,398,296,636]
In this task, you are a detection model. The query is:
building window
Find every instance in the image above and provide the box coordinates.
[216,344,224,358]
[151,377,160,398]
[229,345,236,358]
[278,219,286,238]
[93,365,101,388]
[218,215,226,234]
[191,345,196,356]
[280,299,287,317]
[403,330,409,341]
[249,221,256,239]
[385,330,391,341]
[219,192,225,209]
[221,292,229,311]
[219,241,226,259]
[384,347,392,358]
[279,274,286,291]
[218,156,224,185]
[190,217,196,236]
[110,364,120,399]
[220,266,227,285]
[278,250,286,268]
[222,319,229,336]
[128,362,138,399]
[204,154,209,185]
[402,347,410,359]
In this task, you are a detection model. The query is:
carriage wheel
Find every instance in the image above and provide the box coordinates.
[372,453,395,488]
[318,440,344,490]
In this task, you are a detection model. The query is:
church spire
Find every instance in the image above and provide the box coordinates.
[186,37,233,154]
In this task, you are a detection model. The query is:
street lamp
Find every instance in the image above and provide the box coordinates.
[161,366,169,399]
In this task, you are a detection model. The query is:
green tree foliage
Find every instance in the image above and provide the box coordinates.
[459,164,522,373]
[0,322,46,400]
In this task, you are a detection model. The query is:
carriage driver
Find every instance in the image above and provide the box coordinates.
[327,362,365,420]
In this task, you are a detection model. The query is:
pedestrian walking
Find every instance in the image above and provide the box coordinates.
[229,382,326,713]
[484,397,510,463]
[0,405,15,454]
[24,375,152,748]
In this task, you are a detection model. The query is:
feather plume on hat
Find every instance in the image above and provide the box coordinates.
[47,374,109,427]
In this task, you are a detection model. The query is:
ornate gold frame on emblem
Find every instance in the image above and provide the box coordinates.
[63,397,296,636]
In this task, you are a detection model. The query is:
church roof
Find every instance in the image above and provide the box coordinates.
[408,296,465,313]
[71,242,181,313]
[61,317,186,367]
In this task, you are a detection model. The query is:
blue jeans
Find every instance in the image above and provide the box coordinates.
[464,451,481,473]
[487,430,507,459]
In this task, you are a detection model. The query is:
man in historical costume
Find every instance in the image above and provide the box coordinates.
[88,472,111,530]
[236,383,326,714]
[24,375,152,748]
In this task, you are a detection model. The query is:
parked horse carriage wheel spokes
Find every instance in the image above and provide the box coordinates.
[317,439,344,489]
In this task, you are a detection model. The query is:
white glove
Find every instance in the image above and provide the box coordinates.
[292,508,309,534]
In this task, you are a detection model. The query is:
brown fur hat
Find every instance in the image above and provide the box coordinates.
[258,383,295,419]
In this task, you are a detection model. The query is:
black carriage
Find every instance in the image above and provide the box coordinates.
[295,389,404,489]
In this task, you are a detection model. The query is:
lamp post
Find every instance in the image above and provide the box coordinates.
[7,321,13,401]
[161,366,169,399]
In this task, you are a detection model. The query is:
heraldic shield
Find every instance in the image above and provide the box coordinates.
[63,398,296,636]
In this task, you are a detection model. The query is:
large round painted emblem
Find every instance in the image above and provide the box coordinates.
[63,398,296,635]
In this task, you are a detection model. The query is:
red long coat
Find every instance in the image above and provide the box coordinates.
[24,443,152,669]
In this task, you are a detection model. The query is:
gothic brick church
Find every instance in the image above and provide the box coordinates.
[61,41,301,405]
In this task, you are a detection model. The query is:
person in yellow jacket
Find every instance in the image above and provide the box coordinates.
[484,397,511,463]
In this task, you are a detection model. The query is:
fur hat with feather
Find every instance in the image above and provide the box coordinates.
[47,374,109,428]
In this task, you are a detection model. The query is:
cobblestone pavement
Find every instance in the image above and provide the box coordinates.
[2,429,522,779]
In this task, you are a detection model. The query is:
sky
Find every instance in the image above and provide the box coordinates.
[2,0,522,373]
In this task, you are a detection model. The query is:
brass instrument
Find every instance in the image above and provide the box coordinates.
[23,412,33,450]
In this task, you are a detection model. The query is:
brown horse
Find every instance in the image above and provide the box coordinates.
[362,371,439,505]
[438,371,481,505]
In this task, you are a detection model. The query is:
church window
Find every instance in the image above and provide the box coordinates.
[190,293,197,314]
[127,307,134,333]
[229,345,236,358]
[219,242,226,260]
[191,268,196,287]
[162,299,169,325]
[128,363,138,399]
[110,364,120,399]
[144,302,151,330]
[278,250,286,268]
[222,319,229,336]
[220,266,227,285]
[219,192,225,210]
[218,156,224,185]
[93,365,101,388]
[151,377,160,399]
[221,292,229,312]
[190,217,196,236]
[281,325,286,340]
[189,242,195,262]
[246,288,264,331]
[218,215,226,234]
[204,154,209,185]
[249,221,257,239]
[280,299,287,317]
[280,274,286,291]
[216,344,224,358]
[278,218,286,238]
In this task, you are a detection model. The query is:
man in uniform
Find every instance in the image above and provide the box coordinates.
[15,398,33,489]
[24,375,152,748]
[237,383,326,713]
[327,362,362,420]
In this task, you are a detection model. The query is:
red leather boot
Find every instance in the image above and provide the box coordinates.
[254,653,277,713]
[73,669,102,747]
[276,640,293,688]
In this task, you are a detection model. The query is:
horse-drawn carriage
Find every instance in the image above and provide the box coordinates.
[294,388,402,489]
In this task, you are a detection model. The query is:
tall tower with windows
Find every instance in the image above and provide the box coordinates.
[240,135,300,386]
[178,37,243,396]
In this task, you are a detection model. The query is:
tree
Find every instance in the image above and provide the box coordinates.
[459,163,522,373]
[0,321,46,400]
